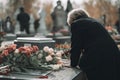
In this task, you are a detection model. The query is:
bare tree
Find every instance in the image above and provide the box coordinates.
[83,0,118,25]
[44,2,53,31]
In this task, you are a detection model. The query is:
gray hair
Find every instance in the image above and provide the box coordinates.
[67,8,89,26]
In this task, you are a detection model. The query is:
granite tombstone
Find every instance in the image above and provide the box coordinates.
[51,0,66,33]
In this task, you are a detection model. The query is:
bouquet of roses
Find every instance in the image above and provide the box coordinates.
[55,42,71,59]
[0,44,64,74]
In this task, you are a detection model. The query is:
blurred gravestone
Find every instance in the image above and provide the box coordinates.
[49,0,71,44]
[2,16,14,34]
[2,16,16,41]
[65,0,73,35]
[0,18,3,32]
[38,8,48,36]
[65,0,73,15]
[51,0,67,33]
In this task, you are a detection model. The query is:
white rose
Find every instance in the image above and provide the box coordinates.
[57,59,63,65]
[59,50,64,54]
[45,55,53,62]
[0,46,6,52]
[52,64,60,70]
[56,51,62,57]
[14,49,19,54]
[43,46,49,52]
[48,48,54,53]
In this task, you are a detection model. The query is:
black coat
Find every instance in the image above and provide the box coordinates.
[70,18,120,80]
[17,12,30,26]
[17,12,30,34]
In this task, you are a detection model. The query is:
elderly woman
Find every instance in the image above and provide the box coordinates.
[67,8,120,80]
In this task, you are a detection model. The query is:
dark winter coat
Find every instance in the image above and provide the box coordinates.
[70,18,120,80]
[17,12,30,26]
[17,12,30,34]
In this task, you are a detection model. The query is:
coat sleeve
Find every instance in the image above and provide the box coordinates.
[70,23,83,67]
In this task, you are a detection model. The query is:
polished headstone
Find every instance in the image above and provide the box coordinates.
[3,33,16,41]
[14,37,55,49]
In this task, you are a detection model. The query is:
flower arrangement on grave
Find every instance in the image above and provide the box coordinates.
[105,25,120,40]
[105,25,118,36]
[0,44,65,74]
[55,42,71,59]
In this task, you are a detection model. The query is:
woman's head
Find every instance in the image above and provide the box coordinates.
[67,8,89,26]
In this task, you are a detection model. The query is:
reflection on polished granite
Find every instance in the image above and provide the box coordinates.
[0,67,81,80]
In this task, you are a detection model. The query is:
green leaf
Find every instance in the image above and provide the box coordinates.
[29,55,39,68]
[12,67,21,72]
